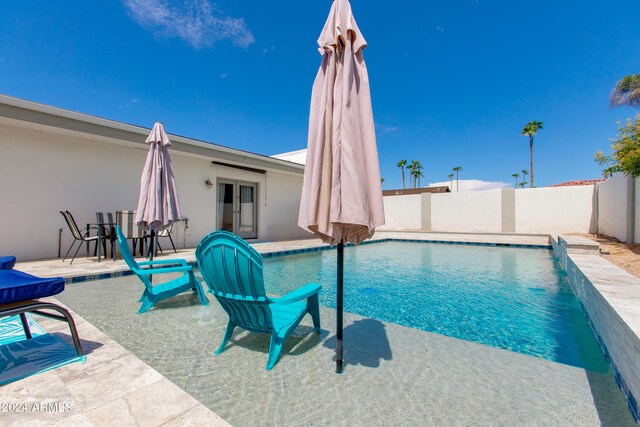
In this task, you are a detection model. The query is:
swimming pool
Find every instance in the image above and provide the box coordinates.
[54,240,635,425]
[263,241,606,371]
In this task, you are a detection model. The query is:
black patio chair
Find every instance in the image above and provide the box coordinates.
[156,224,177,254]
[96,212,116,260]
[60,211,104,264]
[116,210,147,256]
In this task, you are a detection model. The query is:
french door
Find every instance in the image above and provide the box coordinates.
[216,180,258,239]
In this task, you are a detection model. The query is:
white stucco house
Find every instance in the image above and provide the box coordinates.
[0,95,311,260]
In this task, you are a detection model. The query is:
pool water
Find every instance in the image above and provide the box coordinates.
[262,242,607,371]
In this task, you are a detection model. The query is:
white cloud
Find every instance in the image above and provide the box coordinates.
[377,125,398,133]
[428,179,510,192]
[262,45,276,55]
[123,0,255,49]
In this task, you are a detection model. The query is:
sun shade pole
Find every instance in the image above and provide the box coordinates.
[336,240,344,373]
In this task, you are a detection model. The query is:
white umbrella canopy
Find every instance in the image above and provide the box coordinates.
[298,0,384,245]
[298,0,384,373]
[136,122,182,237]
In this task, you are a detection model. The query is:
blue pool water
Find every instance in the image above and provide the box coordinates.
[262,241,607,371]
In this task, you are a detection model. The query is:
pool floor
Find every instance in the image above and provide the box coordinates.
[56,275,635,426]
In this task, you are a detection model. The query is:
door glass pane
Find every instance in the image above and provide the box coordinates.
[238,185,255,236]
[217,183,234,232]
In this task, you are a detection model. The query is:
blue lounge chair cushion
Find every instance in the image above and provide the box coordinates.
[0,256,16,270]
[0,270,65,304]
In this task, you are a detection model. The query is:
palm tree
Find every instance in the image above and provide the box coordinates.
[610,74,640,107]
[519,181,528,189]
[521,121,543,188]
[396,160,407,189]
[452,166,463,192]
[521,169,528,183]
[407,164,415,188]
[409,160,421,188]
[414,169,424,187]
[512,173,520,188]
[448,173,454,190]
[411,160,423,187]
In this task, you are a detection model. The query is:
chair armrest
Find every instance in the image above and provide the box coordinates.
[270,283,321,305]
[134,265,192,275]
[80,225,100,236]
[138,259,188,267]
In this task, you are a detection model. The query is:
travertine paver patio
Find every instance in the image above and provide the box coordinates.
[0,298,229,426]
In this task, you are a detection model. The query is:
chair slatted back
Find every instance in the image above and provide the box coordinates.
[96,212,114,225]
[115,226,153,291]
[116,211,145,238]
[96,212,115,236]
[196,231,273,333]
[115,226,140,271]
[60,211,84,240]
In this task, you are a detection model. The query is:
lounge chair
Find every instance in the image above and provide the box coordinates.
[115,226,208,314]
[195,230,322,370]
[0,256,85,384]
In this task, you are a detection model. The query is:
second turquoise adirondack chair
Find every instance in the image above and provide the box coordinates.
[116,226,208,314]
[195,231,321,370]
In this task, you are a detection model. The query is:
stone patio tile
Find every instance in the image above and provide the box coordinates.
[85,379,199,427]
[65,356,164,412]
[161,404,231,427]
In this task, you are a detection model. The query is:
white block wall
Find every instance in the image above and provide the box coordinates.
[431,189,502,233]
[378,194,422,230]
[597,174,628,242]
[515,186,595,234]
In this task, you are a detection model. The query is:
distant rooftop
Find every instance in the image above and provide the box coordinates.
[382,186,451,196]
[549,179,605,187]
[271,148,307,165]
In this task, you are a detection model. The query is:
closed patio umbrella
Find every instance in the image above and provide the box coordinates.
[136,122,182,262]
[298,0,385,373]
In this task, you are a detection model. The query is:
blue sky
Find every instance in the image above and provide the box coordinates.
[1,0,639,189]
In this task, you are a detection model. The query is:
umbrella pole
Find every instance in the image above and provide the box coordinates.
[148,230,155,283]
[336,240,344,374]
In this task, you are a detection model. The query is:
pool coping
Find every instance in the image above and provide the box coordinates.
[553,235,640,424]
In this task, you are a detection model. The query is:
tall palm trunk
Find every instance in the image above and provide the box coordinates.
[456,171,459,192]
[401,165,405,189]
[529,135,534,188]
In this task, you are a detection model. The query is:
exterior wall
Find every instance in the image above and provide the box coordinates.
[0,123,308,260]
[380,185,597,235]
[515,186,595,234]
[597,174,628,242]
[431,189,502,233]
[260,172,309,241]
[378,194,422,230]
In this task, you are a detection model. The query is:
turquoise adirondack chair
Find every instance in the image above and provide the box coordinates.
[116,226,208,314]
[195,231,322,370]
